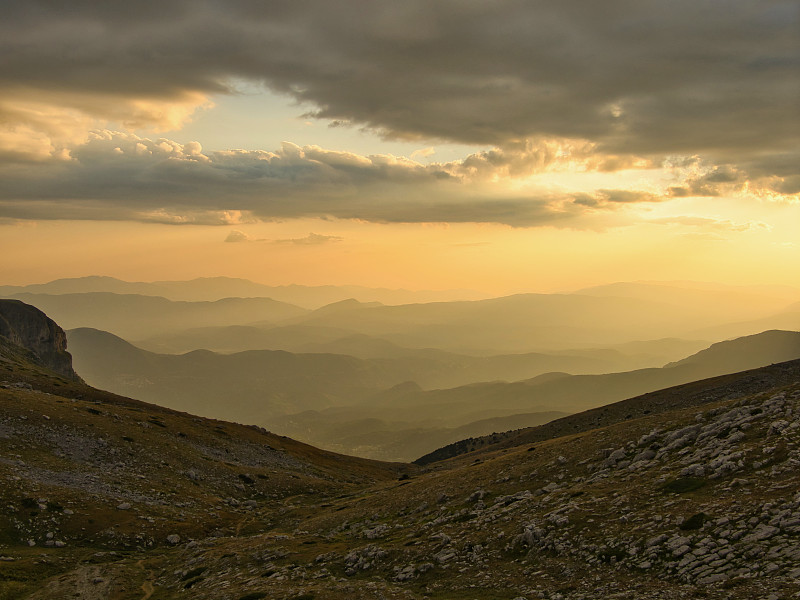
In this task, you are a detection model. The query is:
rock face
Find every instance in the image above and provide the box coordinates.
[0,299,80,380]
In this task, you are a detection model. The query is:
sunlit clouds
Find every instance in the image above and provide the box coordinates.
[1,130,792,230]
[0,0,798,290]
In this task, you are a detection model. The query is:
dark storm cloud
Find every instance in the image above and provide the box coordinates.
[3,0,797,163]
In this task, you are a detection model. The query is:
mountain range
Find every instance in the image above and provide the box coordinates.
[5,278,799,355]
[0,276,486,308]
[5,277,800,462]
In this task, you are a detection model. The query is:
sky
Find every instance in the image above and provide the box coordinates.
[1,0,798,293]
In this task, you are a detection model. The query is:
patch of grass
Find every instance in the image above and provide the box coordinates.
[0,581,29,600]
[239,593,269,600]
[0,518,21,545]
[661,477,706,494]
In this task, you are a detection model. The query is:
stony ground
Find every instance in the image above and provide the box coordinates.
[1,344,800,598]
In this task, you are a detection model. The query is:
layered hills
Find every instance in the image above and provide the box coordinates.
[8,292,308,340]
[7,279,799,356]
[6,278,800,462]
[0,276,486,308]
[66,325,800,461]
[1,301,799,599]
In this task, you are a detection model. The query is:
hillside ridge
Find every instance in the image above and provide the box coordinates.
[2,303,800,598]
[416,357,800,465]
[0,299,80,381]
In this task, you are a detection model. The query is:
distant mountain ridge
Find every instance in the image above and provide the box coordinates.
[0,276,487,308]
[8,292,309,339]
[273,329,800,460]
[5,278,798,354]
[416,356,800,465]
[66,327,401,422]
[666,329,800,371]
[63,327,631,426]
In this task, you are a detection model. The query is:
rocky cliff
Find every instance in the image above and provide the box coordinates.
[0,299,81,380]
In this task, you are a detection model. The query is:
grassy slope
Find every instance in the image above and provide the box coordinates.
[2,334,800,599]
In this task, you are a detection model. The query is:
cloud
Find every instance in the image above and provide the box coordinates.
[2,2,797,174]
[224,229,342,244]
[0,130,651,227]
[0,88,212,162]
[12,130,775,228]
[411,147,437,160]
[3,1,796,169]
[667,165,747,198]
[1,0,796,233]
[225,230,252,242]
[648,216,772,233]
[274,233,344,245]
[571,189,660,208]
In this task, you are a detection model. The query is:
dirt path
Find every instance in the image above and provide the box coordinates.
[136,559,155,600]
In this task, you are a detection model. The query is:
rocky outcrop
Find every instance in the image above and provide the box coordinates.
[0,299,80,380]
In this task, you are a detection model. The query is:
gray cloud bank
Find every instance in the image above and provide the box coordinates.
[0,132,655,227]
[4,1,796,158]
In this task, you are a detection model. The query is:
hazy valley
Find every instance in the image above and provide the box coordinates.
[6,277,799,462]
[1,286,800,599]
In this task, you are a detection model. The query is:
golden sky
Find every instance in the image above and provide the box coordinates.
[1,1,798,292]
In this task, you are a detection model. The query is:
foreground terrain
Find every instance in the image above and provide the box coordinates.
[1,301,800,599]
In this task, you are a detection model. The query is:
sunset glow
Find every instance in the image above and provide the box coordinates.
[1,1,798,292]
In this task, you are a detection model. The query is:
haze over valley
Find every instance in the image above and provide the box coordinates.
[3,276,798,460]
